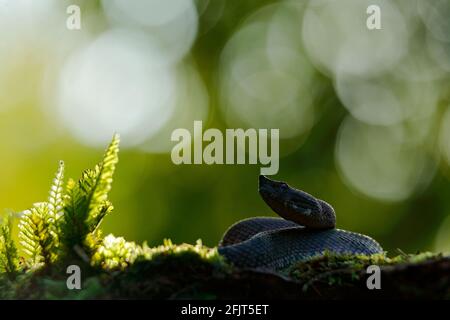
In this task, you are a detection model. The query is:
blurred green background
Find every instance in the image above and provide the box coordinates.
[1,0,450,255]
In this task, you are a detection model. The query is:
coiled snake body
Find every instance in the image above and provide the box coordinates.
[218,176,383,270]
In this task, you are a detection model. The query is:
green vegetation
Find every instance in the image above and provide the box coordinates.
[1,135,449,299]
[288,251,443,290]
[0,135,226,299]
[0,214,19,280]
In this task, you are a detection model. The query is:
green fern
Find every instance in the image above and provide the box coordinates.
[19,203,56,267]
[48,160,65,221]
[59,134,120,255]
[0,214,19,279]
[18,161,65,267]
[3,134,120,272]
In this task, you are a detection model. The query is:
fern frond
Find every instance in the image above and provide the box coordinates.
[89,134,120,214]
[48,160,64,220]
[88,200,114,232]
[0,214,19,279]
[60,134,120,253]
[19,203,57,267]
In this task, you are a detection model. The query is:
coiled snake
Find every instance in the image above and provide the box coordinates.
[218,176,383,270]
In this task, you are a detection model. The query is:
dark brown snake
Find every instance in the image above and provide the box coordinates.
[218,176,383,270]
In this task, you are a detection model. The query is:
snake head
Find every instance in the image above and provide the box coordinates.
[259,175,290,201]
[258,175,336,229]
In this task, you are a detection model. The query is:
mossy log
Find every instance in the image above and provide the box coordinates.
[3,242,449,299]
[107,251,450,300]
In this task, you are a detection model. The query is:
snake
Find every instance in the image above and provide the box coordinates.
[218,175,383,270]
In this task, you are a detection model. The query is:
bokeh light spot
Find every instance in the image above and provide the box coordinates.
[302,0,409,78]
[219,3,316,139]
[57,28,177,147]
[336,116,436,202]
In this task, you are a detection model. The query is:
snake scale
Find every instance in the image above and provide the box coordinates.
[218,175,383,270]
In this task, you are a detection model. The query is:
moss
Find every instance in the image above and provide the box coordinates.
[2,240,450,299]
[286,251,444,292]
[105,240,230,299]
[0,239,229,299]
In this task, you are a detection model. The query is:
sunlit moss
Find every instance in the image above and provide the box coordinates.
[90,235,224,272]
[139,239,224,264]
[91,234,141,270]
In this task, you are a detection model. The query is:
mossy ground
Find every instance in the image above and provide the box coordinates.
[2,242,449,299]
[0,239,229,299]
[288,251,439,286]
[286,251,450,298]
